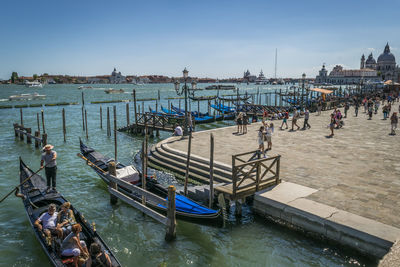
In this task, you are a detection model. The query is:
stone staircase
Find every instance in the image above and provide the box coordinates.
[148,138,233,186]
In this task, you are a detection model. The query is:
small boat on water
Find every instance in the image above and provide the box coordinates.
[79,140,222,224]
[9,92,46,101]
[19,158,121,267]
[104,89,124,94]
[205,85,236,91]
[78,86,93,89]
[25,80,43,88]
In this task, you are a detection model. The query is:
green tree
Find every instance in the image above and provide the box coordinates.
[33,74,38,80]
[10,72,18,83]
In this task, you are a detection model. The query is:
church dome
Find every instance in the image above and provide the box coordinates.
[378,43,395,63]
[366,53,376,64]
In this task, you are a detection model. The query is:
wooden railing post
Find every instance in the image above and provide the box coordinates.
[41,109,46,134]
[108,161,118,205]
[26,128,32,144]
[142,128,148,205]
[232,155,237,198]
[100,106,103,129]
[256,154,261,192]
[85,109,88,139]
[19,126,24,141]
[133,89,137,125]
[275,155,281,184]
[165,185,176,241]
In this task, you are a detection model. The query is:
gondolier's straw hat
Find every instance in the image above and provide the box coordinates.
[43,144,54,151]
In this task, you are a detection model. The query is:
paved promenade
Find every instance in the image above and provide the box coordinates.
[169,103,400,228]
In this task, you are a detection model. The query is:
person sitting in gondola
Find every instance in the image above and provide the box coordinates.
[34,203,58,246]
[86,242,112,267]
[61,224,89,267]
[56,202,76,239]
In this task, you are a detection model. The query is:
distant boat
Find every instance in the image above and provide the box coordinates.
[205,85,236,90]
[25,80,43,88]
[104,88,124,94]
[78,86,93,89]
[9,92,46,101]
[255,70,268,85]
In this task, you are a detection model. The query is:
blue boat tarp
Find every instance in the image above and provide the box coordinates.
[211,104,235,113]
[158,195,219,215]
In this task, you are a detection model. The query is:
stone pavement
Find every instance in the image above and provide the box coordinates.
[168,103,400,228]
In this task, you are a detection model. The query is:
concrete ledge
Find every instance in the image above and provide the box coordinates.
[253,182,400,259]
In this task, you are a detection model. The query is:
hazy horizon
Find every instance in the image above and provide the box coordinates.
[1,0,399,80]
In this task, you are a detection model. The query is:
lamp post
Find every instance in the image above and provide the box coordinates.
[174,68,196,136]
[301,73,306,109]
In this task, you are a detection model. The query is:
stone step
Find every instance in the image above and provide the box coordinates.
[161,142,232,172]
[149,149,231,184]
[155,143,232,180]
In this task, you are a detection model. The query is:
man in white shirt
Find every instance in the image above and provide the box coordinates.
[34,204,58,244]
[173,125,183,136]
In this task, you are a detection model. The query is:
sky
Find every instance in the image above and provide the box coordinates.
[0,0,399,79]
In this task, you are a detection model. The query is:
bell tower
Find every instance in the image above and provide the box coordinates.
[360,54,365,69]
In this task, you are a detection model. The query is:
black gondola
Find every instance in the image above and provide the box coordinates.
[19,158,121,267]
[79,140,223,225]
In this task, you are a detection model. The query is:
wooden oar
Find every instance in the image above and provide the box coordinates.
[0,163,47,203]
[77,153,107,174]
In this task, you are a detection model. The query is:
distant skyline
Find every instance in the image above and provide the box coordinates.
[0,0,399,80]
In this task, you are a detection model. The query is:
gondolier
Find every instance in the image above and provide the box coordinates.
[40,144,57,193]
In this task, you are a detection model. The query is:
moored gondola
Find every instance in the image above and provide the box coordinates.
[19,158,121,267]
[79,140,222,225]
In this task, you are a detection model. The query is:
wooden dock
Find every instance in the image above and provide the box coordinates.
[118,112,185,135]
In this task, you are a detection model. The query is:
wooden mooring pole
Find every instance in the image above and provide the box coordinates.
[37,113,40,133]
[126,103,130,126]
[107,107,110,137]
[20,108,23,127]
[62,108,66,142]
[85,109,88,139]
[81,92,85,131]
[142,128,148,205]
[113,106,117,161]
[184,133,192,196]
[100,106,103,129]
[41,110,46,134]
[165,185,176,241]
[133,89,137,125]
[108,161,118,205]
[209,133,214,208]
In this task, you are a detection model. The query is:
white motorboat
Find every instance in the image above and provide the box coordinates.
[9,92,46,101]
[25,80,43,88]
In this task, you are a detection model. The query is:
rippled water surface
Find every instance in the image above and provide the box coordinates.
[0,84,375,266]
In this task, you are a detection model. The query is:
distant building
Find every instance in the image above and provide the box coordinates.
[109,68,126,83]
[316,43,400,84]
[243,70,256,83]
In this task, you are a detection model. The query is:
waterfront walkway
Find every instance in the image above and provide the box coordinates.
[166,103,400,228]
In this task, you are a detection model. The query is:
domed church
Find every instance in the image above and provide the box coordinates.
[360,43,399,81]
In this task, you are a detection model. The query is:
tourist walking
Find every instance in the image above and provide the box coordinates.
[355,101,359,117]
[382,105,388,120]
[280,110,289,130]
[303,109,311,129]
[329,114,335,137]
[390,112,398,135]
[236,112,243,134]
[257,126,266,157]
[242,112,248,134]
[265,123,274,151]
[368,105,373,120]
[291,108,300,131]
[344,102,349,118]
[40,144,57,193]
[317,101,322,116]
